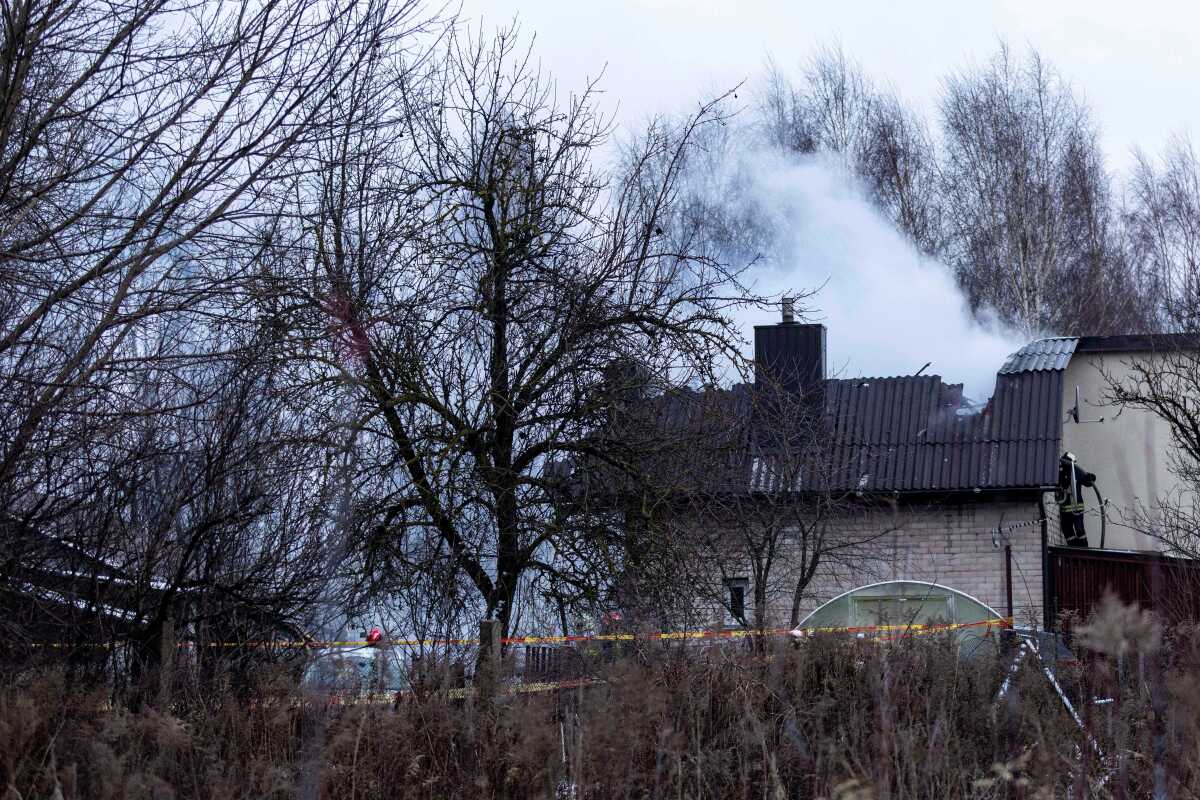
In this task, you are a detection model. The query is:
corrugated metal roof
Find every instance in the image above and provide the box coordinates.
[755,337,1072,493]
[782,367,1065,493]
[997,338,1078,374]
[612,336,1073,496]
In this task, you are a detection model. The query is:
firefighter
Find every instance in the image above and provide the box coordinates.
[1056,452,1096,547]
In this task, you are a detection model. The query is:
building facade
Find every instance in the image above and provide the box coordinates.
[687,315,1194,632]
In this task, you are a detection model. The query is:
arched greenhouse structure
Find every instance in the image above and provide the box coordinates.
[794,580,1006,651]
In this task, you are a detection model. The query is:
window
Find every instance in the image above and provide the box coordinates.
[726,578,748,623]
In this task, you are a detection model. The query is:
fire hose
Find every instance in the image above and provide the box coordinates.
[1093,484,1107,550]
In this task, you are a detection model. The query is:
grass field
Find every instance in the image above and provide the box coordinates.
[3,600,1199,799]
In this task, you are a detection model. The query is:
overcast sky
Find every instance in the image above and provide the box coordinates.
[460,0,1199,172]
[456,1,1198,397]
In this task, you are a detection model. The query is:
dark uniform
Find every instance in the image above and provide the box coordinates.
[1056,455,1096,547]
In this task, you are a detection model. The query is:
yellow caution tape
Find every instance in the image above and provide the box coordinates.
[26,618,1012,650]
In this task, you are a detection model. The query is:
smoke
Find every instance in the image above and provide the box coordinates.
[701,149,1024,402]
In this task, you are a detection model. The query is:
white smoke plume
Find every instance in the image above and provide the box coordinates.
[708,150,1025,402]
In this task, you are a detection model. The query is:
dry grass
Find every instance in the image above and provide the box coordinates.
[3,618,1200,798]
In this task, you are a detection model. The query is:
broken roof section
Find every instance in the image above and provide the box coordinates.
[818,367,1063,493]
[599,335,1078,499]
[754,337,1076,494]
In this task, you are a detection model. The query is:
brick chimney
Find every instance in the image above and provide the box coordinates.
[753,299,826,415]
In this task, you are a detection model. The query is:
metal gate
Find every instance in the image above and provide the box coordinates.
[1048,546,1200,630]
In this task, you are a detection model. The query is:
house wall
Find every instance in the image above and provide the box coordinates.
[707,498,1046,630]
[1060,350,1185,551]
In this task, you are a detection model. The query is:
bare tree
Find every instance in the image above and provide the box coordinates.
[645,116,779,280]
[1056,129,1152,333]
[759,44,876,158]
[760,57,818,156]
[1106,139,1200,551]
[636,377,895,631]
[1127,135,1200,331]
[0,0,437,685]
[1,336,341,696]
[0,0,429,521]
[273,25,763,638]
[938,43,1143,335]
[855,91,943,256]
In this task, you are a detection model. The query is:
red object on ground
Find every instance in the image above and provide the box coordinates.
[366,627,383,645]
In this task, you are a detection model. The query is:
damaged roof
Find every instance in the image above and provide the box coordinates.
[604,329,1200,499]
[808,363,1065,493]
[600,330,1131,499]
[632,346,1071,497]
[831,332,1200,491]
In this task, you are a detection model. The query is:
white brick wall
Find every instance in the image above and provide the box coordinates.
[703,498,1047,630]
